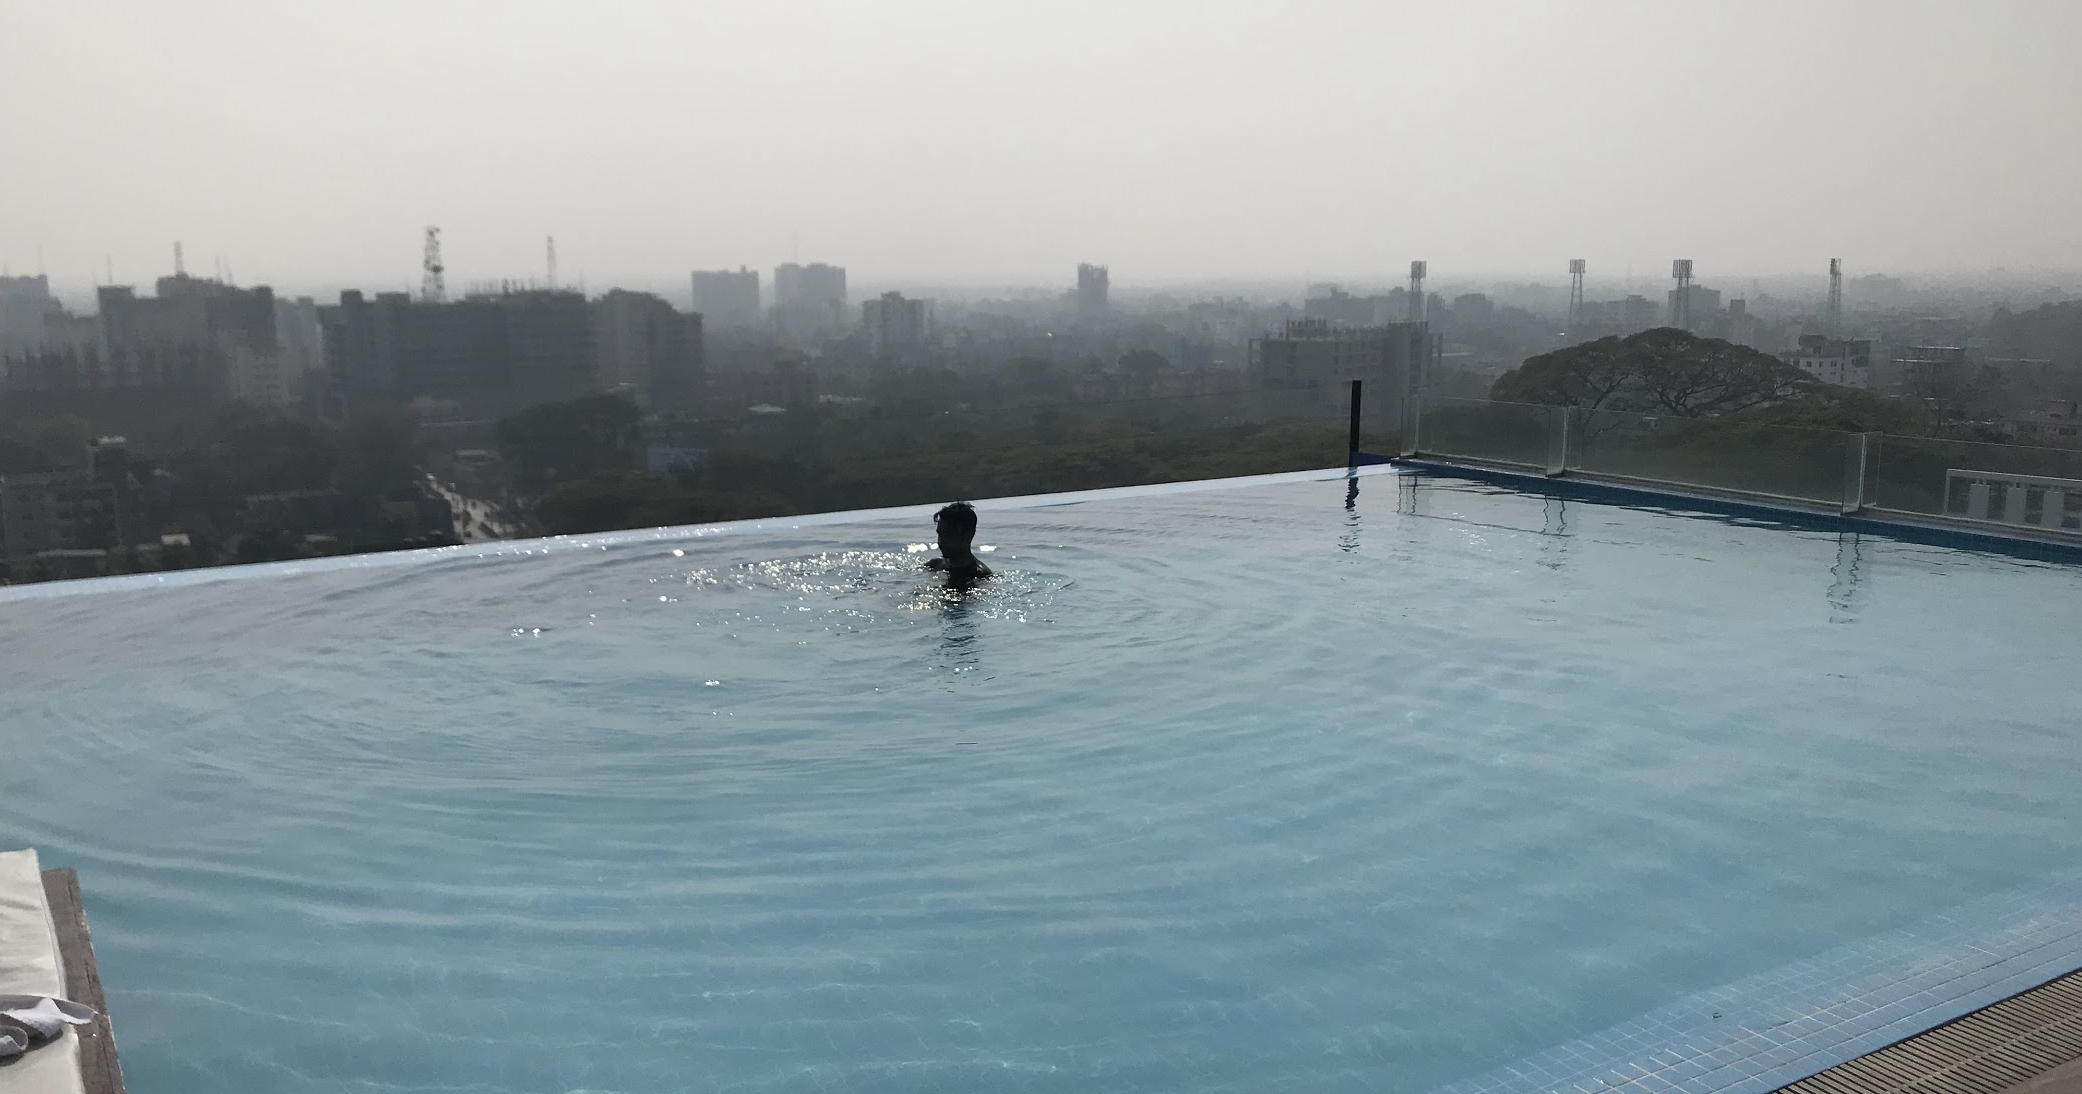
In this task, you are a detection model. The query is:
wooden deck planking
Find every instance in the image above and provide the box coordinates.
[1773,969,2082,1094]
[37,869,124,1094]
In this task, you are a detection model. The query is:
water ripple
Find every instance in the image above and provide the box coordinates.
[2,476,2081,1093]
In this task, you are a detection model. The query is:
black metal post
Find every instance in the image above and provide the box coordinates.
[1348,379,1363,465]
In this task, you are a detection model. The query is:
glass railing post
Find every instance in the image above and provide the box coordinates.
[1546,405,1569,476]
[1402,391,1424,456]
[1841,431,1876,514]
[1347,379,1363,466]
[1867,433,1891,513]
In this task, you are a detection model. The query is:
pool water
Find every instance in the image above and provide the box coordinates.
[3,470,2081,1094]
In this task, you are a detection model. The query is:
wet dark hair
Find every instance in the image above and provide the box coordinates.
[934,501,978,539]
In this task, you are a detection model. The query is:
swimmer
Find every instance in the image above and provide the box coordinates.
[924,501,992,584]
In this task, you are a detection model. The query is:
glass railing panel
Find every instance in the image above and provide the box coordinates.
[1415,395,1555,469]
[1567,409,1851,506]
[1870,435,2082,534]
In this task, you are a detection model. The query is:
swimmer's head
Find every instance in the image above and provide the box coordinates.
[934,501,978,556]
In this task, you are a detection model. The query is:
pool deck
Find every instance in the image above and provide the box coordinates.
[36,869,124,1094]
[1770,967,2082,1094]
[2006,1060,2082,1094]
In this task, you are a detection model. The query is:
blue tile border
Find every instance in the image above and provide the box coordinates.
[1425,872,2082,1094]
[1398,459,2082,566]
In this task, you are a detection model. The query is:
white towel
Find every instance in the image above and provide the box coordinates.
[0,996,94,1043]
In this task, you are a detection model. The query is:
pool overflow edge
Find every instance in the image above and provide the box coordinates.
[41,867,126,1094]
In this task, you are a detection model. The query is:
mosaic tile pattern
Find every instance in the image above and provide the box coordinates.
[1428,873,2082,1094]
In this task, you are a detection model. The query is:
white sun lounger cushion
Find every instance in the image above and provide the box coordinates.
[0,850,86,1094]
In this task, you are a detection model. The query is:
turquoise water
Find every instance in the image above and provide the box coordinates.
[3,470,2081,1094]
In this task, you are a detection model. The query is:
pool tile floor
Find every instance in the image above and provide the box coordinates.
[1428,874,2082,1094]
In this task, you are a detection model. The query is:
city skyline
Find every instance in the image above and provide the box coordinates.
[8,252,2077,316]
[4,1,2079,287]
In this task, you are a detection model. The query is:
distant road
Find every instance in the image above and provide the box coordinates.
[426,474,520,542]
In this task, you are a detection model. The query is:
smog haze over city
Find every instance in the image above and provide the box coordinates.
[4,0,2081,295]
[2,0,2081,590]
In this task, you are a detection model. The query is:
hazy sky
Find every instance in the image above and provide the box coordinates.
[3,0,2078,293]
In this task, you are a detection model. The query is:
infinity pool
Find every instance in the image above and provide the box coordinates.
[3,469,2081,1094]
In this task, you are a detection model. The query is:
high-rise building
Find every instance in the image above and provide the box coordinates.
[1302,286,1379,328]
[1,273,285,421]
[1076,264,1110,317]
[96,275,274,352]
[1724,298,1772,351]
[862,291,930,355]
[228,342,292,406]
[0,275,54,303]
[1451,293,1496,324]
[1782,334,1873,390]
[154,272,278,351]
[318,287,597,412]
[320,291,485,403]
[88,436,142,547]
[773,263,847,339]
[0,436,140,558]
[116,274,291,406]
[594,289,704,408]
[496,289,596,400]
[1666,283,1723,331]
[1248,318,1433,431]
[2,341,233,417]
[0,275,61,357]
[275,295,323,398]
[0,472,118,558]
[1620,295,1660,330]
[1569,295,1662,340]
[1894,345,1972,396]
[691,267,761,327]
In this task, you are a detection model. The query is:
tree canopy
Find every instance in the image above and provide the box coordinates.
[1988,300,2082,366]
[1492,328,1827,418]
[531,417,1365,536]
[0,415,96,472]
[158,403,422,536]
[495,393,643,493]
[1117,349,1172,398]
